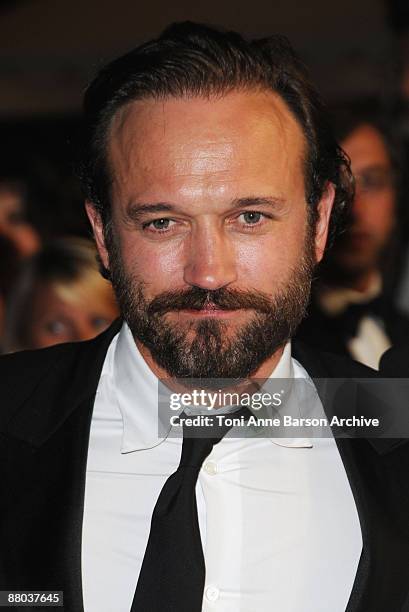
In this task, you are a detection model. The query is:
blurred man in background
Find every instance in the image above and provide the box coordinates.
[0,178,40,351]
[296,107,409,368]
[0,234,20,352]
[0,179,41,257]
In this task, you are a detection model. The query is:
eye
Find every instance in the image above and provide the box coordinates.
[240,211,263,225]
[236,211,273,229]
[143,218,175,231]
[91,316,110,330]
[355,169,395,194]
[44,320,67,336]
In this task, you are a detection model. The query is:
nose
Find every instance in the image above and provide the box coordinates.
[183,224,237,291]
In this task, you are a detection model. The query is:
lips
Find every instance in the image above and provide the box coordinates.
[177,303,238,317]
[196,302,223,311]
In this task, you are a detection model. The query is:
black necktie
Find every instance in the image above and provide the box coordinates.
[130,406,249,612]
[332,296,388,338]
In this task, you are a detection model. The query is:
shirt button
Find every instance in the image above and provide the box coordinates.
[203,461,218,475]
[205,586,220,602]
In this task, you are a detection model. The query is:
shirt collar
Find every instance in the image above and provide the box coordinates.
[113,322,312,453]
[113,322,162,453]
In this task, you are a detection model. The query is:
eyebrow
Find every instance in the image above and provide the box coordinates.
[230,196,286,210]
[124,196,286,222]
[355,164,393,174]
[125,202,174,221]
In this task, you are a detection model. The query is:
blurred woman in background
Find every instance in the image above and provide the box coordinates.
[3,237,118,352]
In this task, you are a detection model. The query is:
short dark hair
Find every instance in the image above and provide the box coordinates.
[79,21,353,245]
[330,102,402,180]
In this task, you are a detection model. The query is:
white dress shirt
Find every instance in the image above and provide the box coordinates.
[82,323,362,612]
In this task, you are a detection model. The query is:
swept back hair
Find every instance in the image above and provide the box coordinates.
[79,21,354,246]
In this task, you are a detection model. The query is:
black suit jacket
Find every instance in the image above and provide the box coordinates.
[1,320,409,611]
[380,343,409,377]
[296,293,409,360]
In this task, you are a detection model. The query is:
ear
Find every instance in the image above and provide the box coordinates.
[314,182,335,263]
[85,201,110,271]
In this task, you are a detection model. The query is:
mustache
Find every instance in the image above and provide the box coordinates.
[146,286,274,316]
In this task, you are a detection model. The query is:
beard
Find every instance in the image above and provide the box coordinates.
[104,224,316,380]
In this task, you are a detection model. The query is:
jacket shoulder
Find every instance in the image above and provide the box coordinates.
[379,343,409,376]
[292,339,378,378]
[0,343,80,428]
[0,320,122,438]
[316,349,377,378]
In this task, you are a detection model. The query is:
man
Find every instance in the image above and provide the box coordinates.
[0,235,19,351]
[1,22,409,612]
[0,179,40,258]
[296,108,409,368]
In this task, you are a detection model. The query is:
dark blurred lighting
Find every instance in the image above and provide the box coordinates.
[386,0,409,33]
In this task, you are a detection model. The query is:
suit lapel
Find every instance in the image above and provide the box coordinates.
[0,320,123,611]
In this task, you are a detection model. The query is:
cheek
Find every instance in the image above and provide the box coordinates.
[356,193,395,229]
[370,196,396,238]
[29,327,63,349]
[32,332,54,348]
[379,198,396,229]
[235,226,306,288]
[10,226,39,255]
[99,302,120,321]
[120,232,186,287]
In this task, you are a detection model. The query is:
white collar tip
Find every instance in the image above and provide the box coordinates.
[269,438,313,448]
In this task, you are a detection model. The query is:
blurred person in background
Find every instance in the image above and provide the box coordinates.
[0,179,41,257]
[3,237,118,352]
[0,234,20,352]
[296,105,409,368]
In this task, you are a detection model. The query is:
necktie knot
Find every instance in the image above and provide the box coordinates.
[179,406,251,468]
[179,434,215,469]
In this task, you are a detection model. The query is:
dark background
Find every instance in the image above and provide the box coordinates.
[1,0,409,238]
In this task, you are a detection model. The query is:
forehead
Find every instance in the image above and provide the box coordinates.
[107,90,307,204]
[341,124,391,170]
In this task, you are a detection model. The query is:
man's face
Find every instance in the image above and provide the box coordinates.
[332,124,396,279]
[0,187,40,257]
[88,91,333,378]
